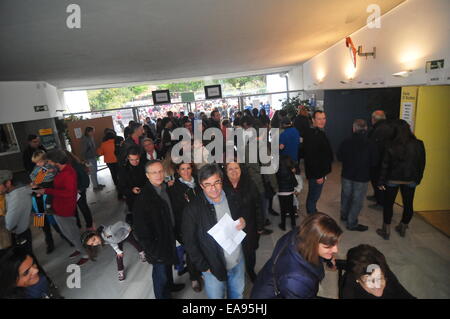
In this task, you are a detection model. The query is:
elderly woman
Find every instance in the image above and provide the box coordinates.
[223,162,265,283]
[251,213,342,299]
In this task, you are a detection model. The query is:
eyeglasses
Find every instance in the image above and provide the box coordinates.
[202,180,222,189]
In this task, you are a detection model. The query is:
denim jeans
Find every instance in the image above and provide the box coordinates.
[202,256,245,299]
[152,263,174,299]
[383,182,417,225]
[340,178,369,229]
[306,178,325,214]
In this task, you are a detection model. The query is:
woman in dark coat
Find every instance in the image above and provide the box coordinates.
[168,163,202,292]
[223,162,265,283]
[376,119,426,240]
[342,244,415,299]
[251,213,342,299]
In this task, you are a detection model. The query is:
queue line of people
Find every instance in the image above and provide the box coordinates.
[0,105,424,300]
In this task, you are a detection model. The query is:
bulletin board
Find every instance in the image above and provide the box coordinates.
[66,116,114,160]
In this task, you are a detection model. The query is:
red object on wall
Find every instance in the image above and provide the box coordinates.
[345,37,357,68]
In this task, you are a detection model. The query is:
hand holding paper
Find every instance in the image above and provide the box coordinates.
[207,214,246,255]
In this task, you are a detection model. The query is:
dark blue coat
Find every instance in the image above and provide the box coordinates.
[250,230,325,299]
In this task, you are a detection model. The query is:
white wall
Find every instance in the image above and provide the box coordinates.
[302,0,450,90]
[288,65,303,91]
[0,82,62,124]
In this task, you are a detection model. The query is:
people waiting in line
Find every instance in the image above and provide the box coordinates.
[303,110,334,215]
[182,164,247,299]
[367,110,394,209]
[337,119,379,232]
[1,170,34,254]
[118,146,147,226]
[22,134,46,174]
[376,119,426,240]
[251,212,342,299]
[81,127,105,191]
[65,151,95,231]
[132,160,185,299]
[342,244,415,299]
[81,221,146,282]
[168,162,203,292]
[276,155,298,231]
[34,150,89,266]
[5,106,427,300]
[97,130,120,190]
[223,162,265,283]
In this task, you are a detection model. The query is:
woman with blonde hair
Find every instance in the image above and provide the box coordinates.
[251,212,342,299]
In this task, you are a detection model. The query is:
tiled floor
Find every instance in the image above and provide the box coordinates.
[31,163,450,299]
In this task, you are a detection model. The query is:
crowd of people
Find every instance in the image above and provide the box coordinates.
[0,105,425,299]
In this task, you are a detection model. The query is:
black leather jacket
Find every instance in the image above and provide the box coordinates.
[379,139,426,185]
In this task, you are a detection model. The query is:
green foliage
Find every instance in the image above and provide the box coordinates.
[280,95,311,119]
[157,81,205,93]
[87,85,149,110]
[86,76,267,111]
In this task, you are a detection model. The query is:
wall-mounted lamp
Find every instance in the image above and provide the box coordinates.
[392,70,413,78]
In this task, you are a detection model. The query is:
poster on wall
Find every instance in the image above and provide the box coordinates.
[399,87,418,132]
[39,128,57,150]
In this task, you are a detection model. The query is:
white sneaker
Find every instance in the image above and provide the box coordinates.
[139,251,147,263]
[118,270,125,281]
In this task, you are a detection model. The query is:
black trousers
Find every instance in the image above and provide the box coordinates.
[243,249,257,283]
[11,228,33,255]
[370,167,385,206]
[383,184,416,225]
[279,194,295,228]
[185,253,202,282]
[76,190,93,228]
[42,215,73,247]
[107,163,119,186]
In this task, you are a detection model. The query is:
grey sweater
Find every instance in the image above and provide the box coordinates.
[101,221,132,254]
[81,136,97,160]
[5,186,33,234]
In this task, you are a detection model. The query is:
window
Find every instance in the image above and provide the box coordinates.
[0,123,20,155]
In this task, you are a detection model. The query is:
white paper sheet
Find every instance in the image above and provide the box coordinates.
[207,214,246,255]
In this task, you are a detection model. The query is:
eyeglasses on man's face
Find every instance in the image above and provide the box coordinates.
[201,180,222,189]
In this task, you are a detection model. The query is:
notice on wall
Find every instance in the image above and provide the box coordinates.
[400,87,418,132]
[74,127,82,139]
[38,128,57,150]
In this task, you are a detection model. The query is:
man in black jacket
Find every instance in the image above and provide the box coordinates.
[367,110,394,209]
[132,160,184,299]
[22,134,46,173]
[118,146,147,225]
[303,110,334,214]
[337,119,379,232]
[182,164,247,299]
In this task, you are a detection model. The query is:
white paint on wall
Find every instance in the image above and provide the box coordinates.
[0,82,62,124]
[302,0,450,90]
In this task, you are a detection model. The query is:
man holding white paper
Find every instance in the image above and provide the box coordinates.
[182,164,247,299]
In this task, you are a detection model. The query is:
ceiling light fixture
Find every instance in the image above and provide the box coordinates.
[392,70,413,78]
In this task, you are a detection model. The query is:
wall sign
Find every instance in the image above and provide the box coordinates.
[34,105,48,112]
[39,128,57,150]
[400,87,418,132]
